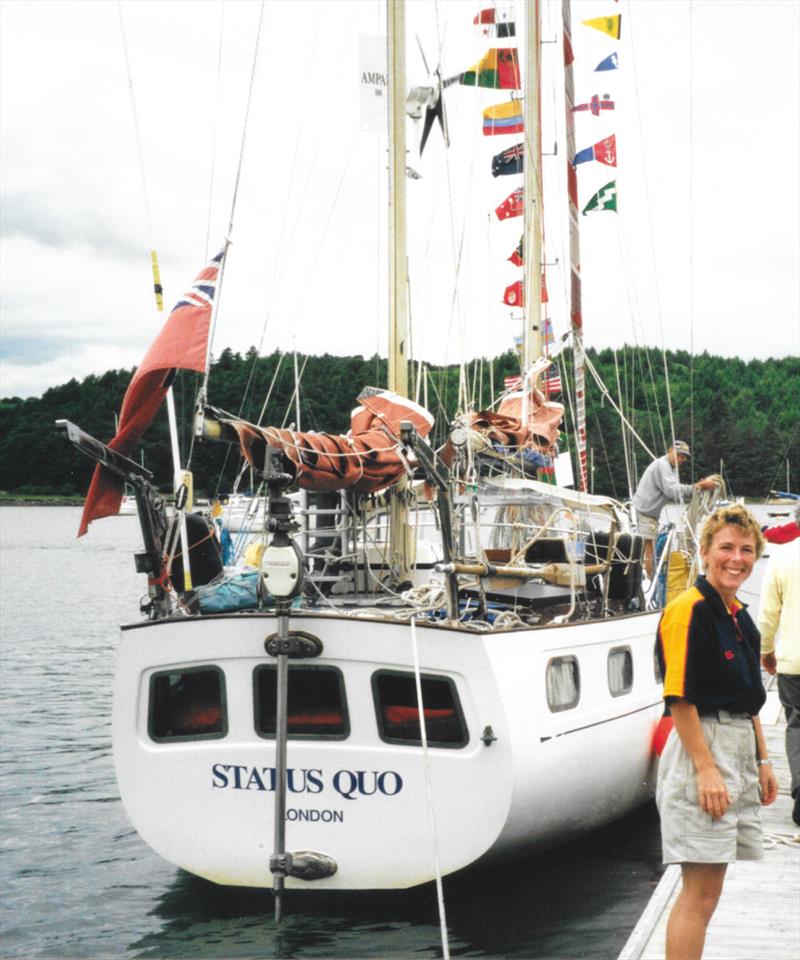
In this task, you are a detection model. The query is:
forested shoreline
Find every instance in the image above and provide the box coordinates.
[1,346,797,502]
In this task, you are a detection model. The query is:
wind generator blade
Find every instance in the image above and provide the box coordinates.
[419,91,445,155]
[419,67,450,155]
[416,34,431,76]
[439,73,450,147]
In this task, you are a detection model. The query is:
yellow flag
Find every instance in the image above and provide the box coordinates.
[582,15,621,40]
[483,100,523,121]
[150,250,164,312]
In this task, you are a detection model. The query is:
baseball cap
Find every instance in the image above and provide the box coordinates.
[673,440,692,457]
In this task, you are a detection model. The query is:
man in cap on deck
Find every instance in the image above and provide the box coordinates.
[633,441,718,579]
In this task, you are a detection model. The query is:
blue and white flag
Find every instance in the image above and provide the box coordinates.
[594,52,619,72]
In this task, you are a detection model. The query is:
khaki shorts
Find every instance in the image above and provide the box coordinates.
[637,513,659,540]
[656,712,763,864]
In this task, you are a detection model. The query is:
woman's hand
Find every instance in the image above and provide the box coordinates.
[695,764,731,819]
[759,763,779,806]
[669,699,730,818]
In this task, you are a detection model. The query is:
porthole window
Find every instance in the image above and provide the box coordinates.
[149,666,227,741]
[546,656,580,712]
[372,671,468,748]
[254,665,349,740]
[608,646,634,697]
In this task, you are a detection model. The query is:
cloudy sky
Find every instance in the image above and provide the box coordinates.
[1,0,798,401]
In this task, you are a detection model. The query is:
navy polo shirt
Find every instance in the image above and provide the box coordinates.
[656,575,766,716]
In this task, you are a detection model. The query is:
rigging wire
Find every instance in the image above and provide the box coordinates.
[578,343,656,461]
[762,421,800,499]
[612,350,634,496]
[432,0,473,414]
[236,1,328,419]
[201,0,266,396]
[410,617,451,960]
[626,4,678,453]
[204,2,225,262]
[279,355,310,431]
[688,0,696,477]
[117,3,154,246]
[613,229,668,456]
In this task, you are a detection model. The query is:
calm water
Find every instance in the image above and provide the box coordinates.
[0,503,780,959]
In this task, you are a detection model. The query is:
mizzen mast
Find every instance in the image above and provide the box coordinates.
[562,0,589,491]
[522,0,543,371]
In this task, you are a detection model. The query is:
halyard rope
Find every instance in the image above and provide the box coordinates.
[202,0,265,396]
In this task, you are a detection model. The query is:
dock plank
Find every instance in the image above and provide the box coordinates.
[619,691,800,960]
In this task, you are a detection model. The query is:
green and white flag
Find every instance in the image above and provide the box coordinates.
[582,180,617,214]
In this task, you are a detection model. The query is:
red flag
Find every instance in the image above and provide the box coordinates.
[508,235,523,267]
[503,279,524,307]
[474,8,496,24]
[502,276,547,308]
[78,249,226,536]
[495,187,524,220]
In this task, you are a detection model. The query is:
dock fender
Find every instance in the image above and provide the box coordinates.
[651,715,673,757]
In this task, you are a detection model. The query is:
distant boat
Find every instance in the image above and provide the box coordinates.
[117,494,137,516]
[766,490,799,505]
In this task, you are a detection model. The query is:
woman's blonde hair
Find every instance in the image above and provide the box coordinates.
[699,503,765,559]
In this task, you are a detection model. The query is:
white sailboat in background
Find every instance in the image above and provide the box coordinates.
[58,0,725,911]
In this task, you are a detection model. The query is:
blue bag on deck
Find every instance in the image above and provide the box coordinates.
[194,571,260,613]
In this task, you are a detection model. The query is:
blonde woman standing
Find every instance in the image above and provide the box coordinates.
[656,504,779,960]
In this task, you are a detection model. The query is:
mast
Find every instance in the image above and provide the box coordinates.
[522,0,543,371]
[562,0,589,491]
[386,0,411,584]
[387,0,409,398]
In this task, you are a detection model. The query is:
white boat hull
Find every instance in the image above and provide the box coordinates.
[112,608,661,890]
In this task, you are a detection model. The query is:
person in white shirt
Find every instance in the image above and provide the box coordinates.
[758,538,800,826]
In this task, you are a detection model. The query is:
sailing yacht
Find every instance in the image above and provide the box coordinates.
[60,0,721,899]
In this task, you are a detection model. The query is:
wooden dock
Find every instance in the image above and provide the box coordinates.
[619,687,800,960]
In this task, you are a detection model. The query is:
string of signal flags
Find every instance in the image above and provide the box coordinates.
[458,6,622,380]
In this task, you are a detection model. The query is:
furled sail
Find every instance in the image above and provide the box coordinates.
[218,387,434,495]
[434,382,565,486]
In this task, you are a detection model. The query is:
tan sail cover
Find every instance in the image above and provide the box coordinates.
[494,386,564,451]
[222,388,434,494]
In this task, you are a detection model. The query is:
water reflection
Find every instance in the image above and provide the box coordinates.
[129,804,663,959]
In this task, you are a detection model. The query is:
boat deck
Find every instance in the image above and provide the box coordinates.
[619,685,800,960]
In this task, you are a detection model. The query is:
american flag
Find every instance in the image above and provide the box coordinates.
[544,364,562,395]
[504,375,522,391]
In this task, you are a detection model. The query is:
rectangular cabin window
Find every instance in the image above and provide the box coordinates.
[253,665,349,740]
[148,666,227,741]
[546,656,580,712]
[608,646,634,697]
[372,671,468,748]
